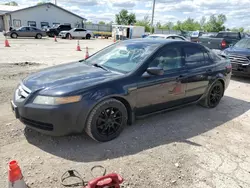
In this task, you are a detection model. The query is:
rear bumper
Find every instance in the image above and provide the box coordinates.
[58,33,67,38]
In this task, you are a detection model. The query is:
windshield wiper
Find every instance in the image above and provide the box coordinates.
[92,63,110,71]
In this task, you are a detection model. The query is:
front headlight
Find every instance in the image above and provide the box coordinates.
[33,95,82,105]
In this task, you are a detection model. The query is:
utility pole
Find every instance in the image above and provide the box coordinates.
[150,0,156,34]
[55,0,57,5]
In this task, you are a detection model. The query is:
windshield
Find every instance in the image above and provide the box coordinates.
[234,39,250,49]
[84,41,160,74]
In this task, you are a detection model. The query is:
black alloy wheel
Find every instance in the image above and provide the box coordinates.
[209,85,221,106]
[96,107,122,136]
[85,99,128,142]
[200,81,224,108]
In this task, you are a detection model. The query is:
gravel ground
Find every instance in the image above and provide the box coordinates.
[0,34,250,188]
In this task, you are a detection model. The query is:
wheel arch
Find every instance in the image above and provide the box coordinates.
[200,77,226,101]
[11,32,18,37]
[78,94,134,132]
[112,96,133,125]
[217,78,225,93]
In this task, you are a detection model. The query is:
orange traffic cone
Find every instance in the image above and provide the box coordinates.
[5,38,10,47]
[54,35,57,42]
[8,160,27,188]
[68,34,72,40]
[76,40,81,51]
[85,46,89,59]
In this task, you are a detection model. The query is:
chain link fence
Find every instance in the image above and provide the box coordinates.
[154,28,181,35]
[83,23,112,32]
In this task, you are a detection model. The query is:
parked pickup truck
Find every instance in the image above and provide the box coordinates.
[198,31,245,50]
[46,24,72,37]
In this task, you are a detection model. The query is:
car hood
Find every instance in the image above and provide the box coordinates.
[225,47,250,56]
[22,62,121,95]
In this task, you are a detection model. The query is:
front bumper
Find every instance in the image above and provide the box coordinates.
[11,98,86,136]
[58,33,67,38]
[232,63,250,77]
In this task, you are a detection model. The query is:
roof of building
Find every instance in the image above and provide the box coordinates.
[4,3,86,20]
[0,4,21,14]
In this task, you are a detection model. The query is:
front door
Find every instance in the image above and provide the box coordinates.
[17,27,29,37]
[72,28,79,38]
[135,45,188,116]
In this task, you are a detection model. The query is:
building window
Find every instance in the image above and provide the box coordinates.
[13,19,21,28]
[64,23,71,27]
[52,23,60,27]
[41,22,49,29]
[27,21,36,27]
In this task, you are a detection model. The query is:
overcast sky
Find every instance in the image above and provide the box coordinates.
[3,0,250,29]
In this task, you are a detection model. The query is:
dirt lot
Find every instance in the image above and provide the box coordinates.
[0,34,250,188]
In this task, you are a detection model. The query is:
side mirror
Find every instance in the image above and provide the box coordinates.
[142,67,164,78]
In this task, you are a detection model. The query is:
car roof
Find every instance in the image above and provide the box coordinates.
[122,38,189,45]
[148,34,182,37]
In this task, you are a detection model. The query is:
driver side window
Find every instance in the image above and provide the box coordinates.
[148,46,183,72]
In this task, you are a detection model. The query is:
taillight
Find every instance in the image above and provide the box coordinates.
[226,61,232,73]
[221,40,226,48]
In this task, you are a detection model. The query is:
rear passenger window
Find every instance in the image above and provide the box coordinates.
[204,52,211,64]
[226,33,239,39]
[183,47,205,67]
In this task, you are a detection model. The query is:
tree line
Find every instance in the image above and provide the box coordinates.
[114,9,248,33]
[2,3,249,33]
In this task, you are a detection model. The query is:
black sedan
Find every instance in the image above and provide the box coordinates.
[11,39,232,142]
[221,38,250,77]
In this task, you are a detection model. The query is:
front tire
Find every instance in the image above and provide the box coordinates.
[11,33,18,38]
[200,81,224,108]
[66,33,72,39]
[85,99,128,142]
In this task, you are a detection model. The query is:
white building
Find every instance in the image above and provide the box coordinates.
[0,4,20,31]
[0,3,86,31]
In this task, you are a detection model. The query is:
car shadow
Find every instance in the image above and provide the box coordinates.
[24,96,250,162]
[231,75,250,83]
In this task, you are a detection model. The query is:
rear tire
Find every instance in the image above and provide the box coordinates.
[36,34,42,39]
[199,81,224,108]
[11,33,18,38]
[85,99,128,142]
[86,34,91,39]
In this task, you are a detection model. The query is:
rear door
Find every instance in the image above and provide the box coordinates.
[78,29,87,38]
[181,44,215,103]
[29,27,38,37]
